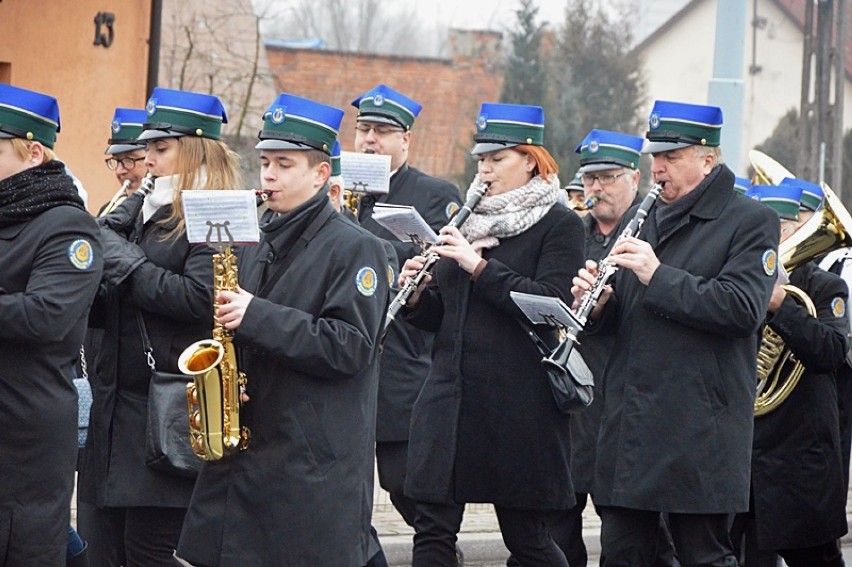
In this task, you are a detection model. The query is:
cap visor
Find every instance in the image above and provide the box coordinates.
[470,142,518,156]
[357,115,405,128]
[641,140,692,154]
[136,129,183,142]
[578,162,627,174]
[0,130,15,140]
[255,139,314,151]
[106,143,145,155]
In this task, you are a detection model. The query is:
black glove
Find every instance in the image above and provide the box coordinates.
[99,227,146,287]
[96,191,145,237]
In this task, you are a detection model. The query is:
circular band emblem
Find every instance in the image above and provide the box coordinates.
[373,94,385,106]
[762,249,777,277]
[476,115,487,131]
[145,97,157,116]
[356,266,377,297]
[832,297,846,318]
[111,119,122,134]
[588,140,600,154]
[387,264,395,287]
[271,106,285,125]
[649,112,661,130]
[446,201,460,220]
[68,239,94,270]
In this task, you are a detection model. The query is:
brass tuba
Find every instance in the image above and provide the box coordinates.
[178,223,250,460]
[752,152,852,415]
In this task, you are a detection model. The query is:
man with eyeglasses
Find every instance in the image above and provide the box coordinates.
[99,108,148,216]
[350,83,463,562]
[572,101,780,565]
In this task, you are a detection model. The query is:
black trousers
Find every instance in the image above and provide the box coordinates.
[411,500,568,567]
[376,440,418,527]
[598,506,735,567]
[77,503,186,567]
[778,541,844,567]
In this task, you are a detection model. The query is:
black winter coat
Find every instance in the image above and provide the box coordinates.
[178,195,389,567]
[590,166,779,513]
[359,163,462,440]
[0,204,102,564]
[79,205,214,508]
[404,203,585,509]
[752,261,849,549]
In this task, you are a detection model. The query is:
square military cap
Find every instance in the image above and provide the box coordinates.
[471,102,545,155]
[256,92,344,155]
[575,129,644,173]
[750,184,803,221]
[642,100,723,154]
[733,176,752,195]
[778,177,823,212]
[351,84,421,131]
[106,107,147,154]
[330,140,342,176]
[138,87,228,142]
[0,83,60,149]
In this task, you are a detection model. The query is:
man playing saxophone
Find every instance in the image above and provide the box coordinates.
[735,180,849,566]
[571,100,779,564]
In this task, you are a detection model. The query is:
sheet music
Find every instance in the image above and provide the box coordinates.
[510,291,582,329]
[372,204,439,244]
[340,151,391,195]
[181,190,260,246]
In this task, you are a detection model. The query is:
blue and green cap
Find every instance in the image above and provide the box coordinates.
[733,176,752,195]
[107,107,147,155]
[0,83,60,149]
[751,184,803,221]
[351,84,421,131]
[643,100,723,154]
[778,177,823,212]
[575,129,643,173]
[138,87,228,142]
[471,102,545,155]
[256,92,343,155]
[330,140,341,176]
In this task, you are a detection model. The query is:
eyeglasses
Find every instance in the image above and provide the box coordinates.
[355,123,405,136]
[105,156,146,171]
[580,171,629,187]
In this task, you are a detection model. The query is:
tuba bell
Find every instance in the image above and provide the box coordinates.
[752,156,852,415]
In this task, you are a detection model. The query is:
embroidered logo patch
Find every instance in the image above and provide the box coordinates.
[145,97,157,116]
[649,112,661,129]
[387,264,395,287]
[373,94,385,106]
[476,114,487,131]
[761,249,777,277]
[68,239,94,270]
[270,106,286,125]
[588,139,600,153]
[445,201,460,220]
[111,119,122,134]
[356,266,377,296]
[832,297,846,318]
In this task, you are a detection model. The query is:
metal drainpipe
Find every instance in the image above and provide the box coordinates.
[146,0,163,98]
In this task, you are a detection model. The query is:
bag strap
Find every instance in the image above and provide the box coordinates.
[78,344,89,380]
[134,310,158,372]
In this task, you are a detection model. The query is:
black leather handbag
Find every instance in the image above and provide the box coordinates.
[136,312,201,478]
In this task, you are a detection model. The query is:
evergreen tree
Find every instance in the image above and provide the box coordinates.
[754,108,799,177]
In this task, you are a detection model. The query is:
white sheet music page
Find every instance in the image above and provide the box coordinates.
[181,190,260,246]
[341,151,391,195]
[372,204,439,244]
[510,291,579,328]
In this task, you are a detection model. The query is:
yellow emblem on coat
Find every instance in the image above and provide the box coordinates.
[762,249,777,277]
[356,266,377,297]
[68,239,94,270]
[446,201,460,220]
[387,264,395,287]
[832,297,846,318]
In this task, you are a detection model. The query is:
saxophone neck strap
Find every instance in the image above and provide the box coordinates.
[134,310,157,371]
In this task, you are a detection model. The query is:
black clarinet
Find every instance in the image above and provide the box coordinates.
[383,181,489,335]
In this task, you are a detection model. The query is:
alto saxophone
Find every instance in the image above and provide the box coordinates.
[178,227,250,460]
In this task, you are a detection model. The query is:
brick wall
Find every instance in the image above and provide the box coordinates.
[266,29,505,187]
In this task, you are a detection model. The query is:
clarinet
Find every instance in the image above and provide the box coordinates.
[98,174,155,237]
[542,183,662,374]
[383,181,489,334]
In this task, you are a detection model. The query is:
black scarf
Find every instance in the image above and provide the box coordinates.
[653,165,721,239]
[0,160,85,227]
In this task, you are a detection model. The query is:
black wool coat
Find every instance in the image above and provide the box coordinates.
[358,163,463,441]
[752,261,849,550]
[589,166,779,513]
[404,203,585,509]
[178,196,389,567]
[0,204,102,563]
[79,205,214,508]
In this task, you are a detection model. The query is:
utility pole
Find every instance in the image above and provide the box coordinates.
[798,0,846,197]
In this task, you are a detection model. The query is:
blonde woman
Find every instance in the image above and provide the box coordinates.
[78,88,240,567]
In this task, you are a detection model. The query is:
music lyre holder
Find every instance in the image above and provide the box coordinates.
[351,181,369,193]
[205,220,235,252]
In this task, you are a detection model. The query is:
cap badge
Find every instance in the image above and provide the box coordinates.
[373,94,385,106]
[68,239,94,270]
[271,106,285,125]
[476,115,487,131]
[588,140,600,154]
[649,112,661,130]
[111,119,122,134]
[356,266,377,297]
[832,297,846,318]
[145,97,157,116]
[762,249,777,277]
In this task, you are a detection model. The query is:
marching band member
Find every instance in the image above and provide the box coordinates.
[350,85,463,553]
[572,100,779,565]
[99,107,149,215]
[0,83,103,565]
[563,169,589,216]
[79,87,240,566]
[400,102,584,566]
[741,181,848,566]
[176,92,389,566]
